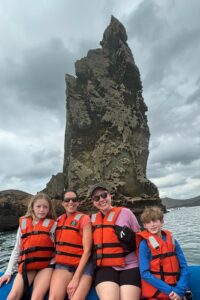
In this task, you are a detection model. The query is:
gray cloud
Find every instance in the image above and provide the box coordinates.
[0,39,73,113]
[0,0,199,199]
[127,0,166,43]
[125,0,200,198]
[127,0,200,89]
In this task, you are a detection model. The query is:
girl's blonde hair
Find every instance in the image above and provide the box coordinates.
[25,192,56,220]
[140,206,164,224]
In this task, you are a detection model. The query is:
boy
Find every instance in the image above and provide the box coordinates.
[138,206,189,300]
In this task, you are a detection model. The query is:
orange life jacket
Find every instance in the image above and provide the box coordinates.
[18,217,55,273]
[91,207,126,267]
[55,212,84,266]
[138,230,180,299]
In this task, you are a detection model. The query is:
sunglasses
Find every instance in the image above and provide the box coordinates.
[92,191,108,202]
[63,197,78,203]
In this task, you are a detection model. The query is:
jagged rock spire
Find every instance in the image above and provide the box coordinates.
[63,16,159,206]
[100,16,128,49]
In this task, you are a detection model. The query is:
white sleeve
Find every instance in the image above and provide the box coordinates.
[4,228,21,275]
[49,221,57,244]
[49,221,57,265]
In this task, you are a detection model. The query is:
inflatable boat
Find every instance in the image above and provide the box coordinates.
[0,265,199,299]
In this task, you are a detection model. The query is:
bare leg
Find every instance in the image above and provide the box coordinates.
[7,271,36,300]
[71,274,92,300]
[95,281,120,300]
[31,268,54,300]
[120,285,141,300]
[48,269,73,300]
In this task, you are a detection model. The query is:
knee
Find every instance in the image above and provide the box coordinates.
[7,293,21,300]
[48,295,58,300]
[71,296,83,300]
[31,296,44,300]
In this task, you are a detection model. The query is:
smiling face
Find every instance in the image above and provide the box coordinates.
[144,218,164,237]
[92,188,112,214]
[62,191,79,216]
[33,198,50,221]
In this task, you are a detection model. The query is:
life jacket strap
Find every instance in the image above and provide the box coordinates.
[152,251,177,260]
[151,270,180,276]
[56,226,79,232]
[22,262,30,300]
[93,242,122,250]
[21,231,50,239]
[152,289,161,298]
[93,224,114,230]
[56,241,83,249]
[20,246,54,255]
[55,250,82,258]
[151,283,177,299]
[19,256,52,265]
[96,252,126,259]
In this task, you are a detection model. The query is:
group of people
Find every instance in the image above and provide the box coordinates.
[0,183,190,300]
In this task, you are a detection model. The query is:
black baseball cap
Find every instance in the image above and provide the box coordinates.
[88,182,110,198]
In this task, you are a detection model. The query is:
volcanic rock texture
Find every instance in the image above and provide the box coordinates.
[63,16,159,204]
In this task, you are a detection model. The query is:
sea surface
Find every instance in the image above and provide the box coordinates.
[0,206,199,272]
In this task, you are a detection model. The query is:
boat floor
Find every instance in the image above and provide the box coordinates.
[0,266,200,299]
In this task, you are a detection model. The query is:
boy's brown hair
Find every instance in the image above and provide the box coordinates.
[140,206,164,224]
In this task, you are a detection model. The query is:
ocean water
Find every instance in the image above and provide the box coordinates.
[163,206,200,265]
[0,230,17,271]
[0,206,199,272]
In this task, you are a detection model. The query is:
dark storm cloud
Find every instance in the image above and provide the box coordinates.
[0,38,74,113]
[127,0,200,88]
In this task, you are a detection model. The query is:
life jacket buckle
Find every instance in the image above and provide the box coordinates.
[95,244,103,249]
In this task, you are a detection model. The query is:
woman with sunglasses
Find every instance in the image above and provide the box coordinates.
[48,190,93,300]
[90,183,141,300]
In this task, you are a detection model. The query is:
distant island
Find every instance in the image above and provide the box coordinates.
[162,195,200,209]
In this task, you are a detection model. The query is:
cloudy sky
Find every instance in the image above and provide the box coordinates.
[0,0,199,199]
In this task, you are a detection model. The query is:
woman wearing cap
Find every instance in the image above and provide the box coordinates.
[48,190,93,300]
[90,183,141,300]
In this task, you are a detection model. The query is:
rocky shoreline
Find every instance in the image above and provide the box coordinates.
[0,188,163,231]
[0,189,64,231]
[0,190,31,231]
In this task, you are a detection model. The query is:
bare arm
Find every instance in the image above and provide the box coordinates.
[67,222,92,298]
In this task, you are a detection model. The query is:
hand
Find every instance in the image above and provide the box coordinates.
[169,291,182,300]
[67,277,79,299]
[0,274,11,287]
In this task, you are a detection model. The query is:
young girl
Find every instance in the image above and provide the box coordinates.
[0,192,56,300]
[48,190,93,300]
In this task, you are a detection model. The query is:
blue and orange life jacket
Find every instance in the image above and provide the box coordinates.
[138,229,180,299]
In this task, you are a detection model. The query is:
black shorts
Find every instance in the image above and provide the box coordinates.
[94,267,141,287]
